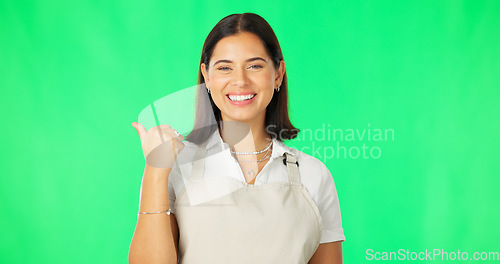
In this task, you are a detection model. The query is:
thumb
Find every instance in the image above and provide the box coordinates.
[131,122,147,143]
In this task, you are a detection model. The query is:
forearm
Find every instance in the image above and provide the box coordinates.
[308,241,343,264]
[129,164,178,264]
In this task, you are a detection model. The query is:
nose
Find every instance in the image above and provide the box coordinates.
[231,67,249,87]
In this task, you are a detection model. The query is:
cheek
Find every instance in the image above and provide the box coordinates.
[210,71,228,81]
[260,71,275,85]
[209,76,228,102]
[258,74,275,91]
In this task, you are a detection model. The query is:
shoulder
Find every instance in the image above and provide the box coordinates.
[175,140,201,165]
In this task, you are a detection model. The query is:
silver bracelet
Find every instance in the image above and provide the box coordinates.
[138,209,173,215]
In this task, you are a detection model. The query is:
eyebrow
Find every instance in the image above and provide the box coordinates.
[213,57,267,66]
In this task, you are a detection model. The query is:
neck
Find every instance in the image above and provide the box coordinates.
[220,120,272,154]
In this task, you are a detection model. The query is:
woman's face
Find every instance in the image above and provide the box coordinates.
[201,32,285,125]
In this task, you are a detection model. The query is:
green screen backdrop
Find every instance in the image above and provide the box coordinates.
[1,0,499,263]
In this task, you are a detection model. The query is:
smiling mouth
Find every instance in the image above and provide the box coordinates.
[227,94,257,102]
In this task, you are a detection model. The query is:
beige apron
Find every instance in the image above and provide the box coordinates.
[174,141,323,264]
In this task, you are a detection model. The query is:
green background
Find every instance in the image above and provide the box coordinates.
[1,0,499,263]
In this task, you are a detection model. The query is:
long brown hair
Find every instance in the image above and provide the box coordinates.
[186,13,299,145]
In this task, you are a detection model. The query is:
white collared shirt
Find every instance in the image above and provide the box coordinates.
[167,129,345,244]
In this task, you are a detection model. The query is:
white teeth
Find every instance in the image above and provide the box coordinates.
[228,94,255,101]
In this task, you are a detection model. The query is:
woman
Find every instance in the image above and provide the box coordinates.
[129,13,345,264]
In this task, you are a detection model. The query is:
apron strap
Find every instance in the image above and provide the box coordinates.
[191,139,209,181]
[283,152,301,185]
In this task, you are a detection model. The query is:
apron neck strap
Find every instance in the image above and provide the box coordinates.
[191,140,209,181]
[283,152,301,185]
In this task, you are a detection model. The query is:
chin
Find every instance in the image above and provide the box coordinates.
[228,116,256,123]
[223,113,260,123]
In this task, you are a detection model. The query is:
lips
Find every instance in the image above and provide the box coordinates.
[226,93,257,105]
[226,91,256,96]
[227,93,256,101]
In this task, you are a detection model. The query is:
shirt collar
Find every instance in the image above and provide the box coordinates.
[206,128,291,160]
